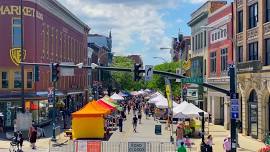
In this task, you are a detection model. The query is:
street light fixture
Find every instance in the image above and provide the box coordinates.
[153,57,168,63]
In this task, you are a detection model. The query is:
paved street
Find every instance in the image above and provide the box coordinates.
[0,112,266,152]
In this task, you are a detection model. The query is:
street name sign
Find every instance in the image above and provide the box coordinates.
[181,77,203,85]
[231,99,239,119]
[128,142,146,152]
[145,65,153,81]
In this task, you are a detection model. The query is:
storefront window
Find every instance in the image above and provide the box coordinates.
[12,18,21,48]
[14,71,22,88]
[31,100,50,125]
[27,72,33,88]
[1,72,8,88]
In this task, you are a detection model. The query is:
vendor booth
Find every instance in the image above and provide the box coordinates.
[110,93,124,101]
[72,101,111,139]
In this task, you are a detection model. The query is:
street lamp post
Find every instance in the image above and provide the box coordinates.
[97,52,114,99]
[202,25,238,152]
[20,0,25,113]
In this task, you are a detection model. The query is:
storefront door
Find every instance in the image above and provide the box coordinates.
[248,90,258,139]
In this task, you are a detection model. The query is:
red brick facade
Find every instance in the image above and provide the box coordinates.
[207,4,234,78]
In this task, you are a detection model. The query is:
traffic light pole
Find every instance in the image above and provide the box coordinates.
[229,65,237,152]
[51,81,56,141]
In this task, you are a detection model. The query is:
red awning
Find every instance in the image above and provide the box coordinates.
[97,100,115,111]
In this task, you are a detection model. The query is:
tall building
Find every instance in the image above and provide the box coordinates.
[234,0,270,140]
[170,35,191,62]
[88,33,113,97]
[0,0,90,130]
[188,1,227,110]
[206,4,233,129]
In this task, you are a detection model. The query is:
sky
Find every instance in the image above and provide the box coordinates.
[58,0,232,65]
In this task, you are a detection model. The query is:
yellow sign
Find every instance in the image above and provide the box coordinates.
[10,48,26,66]
[183,60,191,71]
[165,85,173,108]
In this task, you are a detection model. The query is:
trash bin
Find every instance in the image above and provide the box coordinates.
[155,124,161,135]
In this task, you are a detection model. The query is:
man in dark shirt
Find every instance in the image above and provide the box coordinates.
[118,116,123,132]
[132,115,138,132]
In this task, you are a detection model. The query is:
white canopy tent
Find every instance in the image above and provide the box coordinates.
[181,103,208,117]
[130,91,139,96]
[110,93,124,100]
[148,94,166,104]
[155,100,179,108]
[173,101,190,115]
[173,102,208,118]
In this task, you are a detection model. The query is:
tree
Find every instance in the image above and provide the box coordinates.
[146,61,181,97]
[111,56,145,91]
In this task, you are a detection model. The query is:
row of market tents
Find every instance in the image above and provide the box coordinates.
[71,89,208,139]
[147,92,208,118]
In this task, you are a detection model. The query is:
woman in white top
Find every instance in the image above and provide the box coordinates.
[206,135,213,152]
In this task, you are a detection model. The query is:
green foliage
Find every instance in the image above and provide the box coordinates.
[111,56,145,91]
[146,61,181,97]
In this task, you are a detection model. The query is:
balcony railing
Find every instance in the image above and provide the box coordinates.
[237,60,262,73]
[264,22,270,37]
[247,27,258,42]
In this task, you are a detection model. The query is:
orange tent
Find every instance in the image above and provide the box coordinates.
[72,101,110,139]
[72,101,110,117]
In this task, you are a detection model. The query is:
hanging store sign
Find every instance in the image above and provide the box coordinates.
[10,48,26,66]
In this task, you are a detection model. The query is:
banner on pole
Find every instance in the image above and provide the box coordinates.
[165,78,173,109]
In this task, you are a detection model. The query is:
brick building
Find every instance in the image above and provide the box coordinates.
[206,3,233,129]
[234,0,270,140]
[188,0,227,110]
[0,0,90,130]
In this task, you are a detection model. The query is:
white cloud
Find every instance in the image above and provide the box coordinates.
[58,0,182,64]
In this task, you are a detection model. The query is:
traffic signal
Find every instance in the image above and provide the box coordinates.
[34,65,40,82]
[134,63,142,81]
[50,63,60,82]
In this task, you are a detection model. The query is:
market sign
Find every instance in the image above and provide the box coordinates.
[10,48,26,66]
[181,77,203,85]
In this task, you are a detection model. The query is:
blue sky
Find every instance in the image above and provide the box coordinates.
[59,0,232,65]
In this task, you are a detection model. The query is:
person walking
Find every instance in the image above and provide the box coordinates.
[132,115,138,132]
[118,116,123,132]
[177,142,187,152]
[138,111,142,124]
[127,104,131,114]
[28,123,37,149]
[206,135,213,152]
[223,137,231,152]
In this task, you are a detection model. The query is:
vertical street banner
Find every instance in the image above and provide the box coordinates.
[165,77,173,109]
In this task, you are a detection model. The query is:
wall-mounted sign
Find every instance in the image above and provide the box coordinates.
[0,5,44,20]
[10,48,26,66]
[187,89,198,98]
[183,60,191,71]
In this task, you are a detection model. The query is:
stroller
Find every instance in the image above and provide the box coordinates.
[9,131,23,152]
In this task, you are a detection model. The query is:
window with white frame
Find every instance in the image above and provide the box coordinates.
[221,48,228,72]
[210,51,216,73]
[210,25,227,44]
